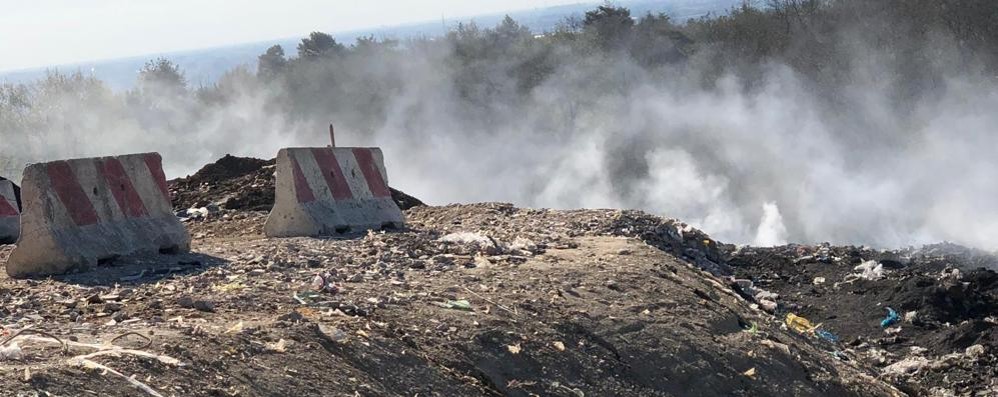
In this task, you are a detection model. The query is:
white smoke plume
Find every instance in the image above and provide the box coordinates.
[2,10,997,250]
[753,202,788,247]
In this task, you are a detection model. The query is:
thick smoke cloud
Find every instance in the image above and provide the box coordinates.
[1,6,997,250]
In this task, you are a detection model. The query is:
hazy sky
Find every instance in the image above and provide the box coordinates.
[0,0,581,72]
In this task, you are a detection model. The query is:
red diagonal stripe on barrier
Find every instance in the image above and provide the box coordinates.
[0,196,16,216]
[352,148,391,198]
[311,148,353,200]
[99,158,148,218]
[290,154,316,203]
[47,161,100,226]
[142,153,170,200]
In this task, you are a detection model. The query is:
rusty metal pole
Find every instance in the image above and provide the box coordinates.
[329,124,336,147]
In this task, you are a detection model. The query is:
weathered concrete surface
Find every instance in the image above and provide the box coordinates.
[265,147,404,237]
[6,153,190,278]
[0,179,19,243]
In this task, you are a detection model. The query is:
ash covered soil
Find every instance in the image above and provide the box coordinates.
[0,156,995,397]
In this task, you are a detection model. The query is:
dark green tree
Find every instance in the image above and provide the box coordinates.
[257,45,287,81]
[297,32,346,59]
[584,4,635,50]
[137,58,187,95]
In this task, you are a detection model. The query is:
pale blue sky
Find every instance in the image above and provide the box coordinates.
[0,0,580,72]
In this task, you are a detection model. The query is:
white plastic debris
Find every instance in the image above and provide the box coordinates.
[966,344,985,359]
[509,237,538,255]
[853,260,885,281]
[882,356,930,376]
[0,342,23,361]
[439,232,493,246]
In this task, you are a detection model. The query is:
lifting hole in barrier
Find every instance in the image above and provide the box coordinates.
[93,187,99,196]
[159,245,181,255]
[381,222,398,231]
[335,226,351,234]
[97,255,120,266]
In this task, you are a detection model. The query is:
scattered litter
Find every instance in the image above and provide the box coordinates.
[550,381,585,397]
[318,325,348,343]
[0,341,22,361]
[310,273,340,294]
[552,341,566,351]
[965,344,985,359]
[786,313,820,335]
[436,300,473,311]
[742,367,757,379]
[440,232,493,246]
[213,281,247,293]
[293,291,323,305]
[812,277,826,285]
[760,339,791,355]
[852,260,885,281]
[225,321,244,334]
[266,339,287,353]
[507,344,522,355]
[758,300,778,313]
[882,356,930,377]
[881,307,900,328]
[816,329,839,343]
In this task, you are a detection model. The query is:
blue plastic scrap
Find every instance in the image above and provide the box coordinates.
[816,329,839,343]
[880,307,900,328]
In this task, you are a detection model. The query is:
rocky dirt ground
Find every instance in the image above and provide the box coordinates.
[0,156,994,397]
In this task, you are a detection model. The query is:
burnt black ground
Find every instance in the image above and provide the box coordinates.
[727,244,998,395]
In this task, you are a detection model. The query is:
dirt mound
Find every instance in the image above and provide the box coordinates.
[168,155,425,212]
[0,204,903,396]
[727,244,998,396]
[184,154,271,187]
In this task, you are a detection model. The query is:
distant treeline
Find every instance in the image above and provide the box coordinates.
[1,0,996,174]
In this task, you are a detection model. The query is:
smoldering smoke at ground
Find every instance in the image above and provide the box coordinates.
[373,57,998,250]
[2,6,997,250]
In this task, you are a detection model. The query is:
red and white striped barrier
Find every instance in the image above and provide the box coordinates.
[0,180,19,243]
[6,153,190,278]
[265,147,404,237]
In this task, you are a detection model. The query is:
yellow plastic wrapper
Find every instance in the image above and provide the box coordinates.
[786,313,821,334]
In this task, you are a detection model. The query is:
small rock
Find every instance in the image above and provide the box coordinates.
[194,300,215,312]
[86,294,103,305]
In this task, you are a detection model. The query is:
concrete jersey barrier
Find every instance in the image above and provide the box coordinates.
[6,153,191,278]
[265,147,404,237]
[0,180,19,243]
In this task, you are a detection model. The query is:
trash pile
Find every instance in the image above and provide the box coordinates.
[168,154,425,214]
[0,203,908,396]
[169,155,276,211]
[3,149,996,395]
[727,243,998,396]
